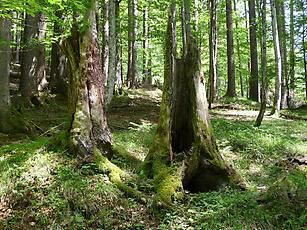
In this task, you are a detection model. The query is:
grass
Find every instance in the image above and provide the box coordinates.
[0,88,306,229]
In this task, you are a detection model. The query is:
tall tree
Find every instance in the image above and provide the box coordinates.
[127,0,138,88]
[225,0,236,97]
[248,0,259,101]
[270,0,282,116]
[142,2,152,86]
[101,0,109,80]
[209,0,218,108]
[105,0,117,106]
[276,0,288,108]
[61,0,112,158]
[233,0,244,98]
[288,0,295,103]
[50,12,67,96]
[0,17,11,131]
[255,0,268,127]
[20,13,40,104]
[144,0,242,205]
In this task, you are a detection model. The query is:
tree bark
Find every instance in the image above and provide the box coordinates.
[61,0,112,158]
[270,0,282,116]
[115,0,123,94]
[142,3,152,86]
[144,0,242,205]
[276,0,288,108]
[255,0,268,127]
[127,0,138,88]
[105,0,117,106]
[102,0,109,81]
[209,0,218,108]
[20,13,40,103]
[288,0,295,104]
[225,0,236,97]
[244,0,250,98]
[0,18,11,131]
[248,0,259,101]
[50,12,67,96]
[233,0,244,98]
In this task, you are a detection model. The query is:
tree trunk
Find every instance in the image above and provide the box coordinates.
[143,3,152,86]
[233,0,244,98]
[225,0,236,97]
[255,0,268,127]
[276,0,288,108]
[244,0,250,98]
[102,0,109,81]
[12,12,21,64]
[270,0,282,116]
[144,0,242,205]
[61,0,112,158]
[288,0,295,104]
[248,0,259,101]
[50,12,68,96]
[115,0,123,94]
[37,13,47,92]
[0,18,11,131]
[302,5,307,100]
[209,0,218,108]
[105,0,117,106]
[127,0,138,88]
[20,13,40,103]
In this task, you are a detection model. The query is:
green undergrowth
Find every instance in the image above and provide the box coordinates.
[0,89,306,229]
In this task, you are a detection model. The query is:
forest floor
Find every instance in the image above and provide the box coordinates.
[0,88,306,229]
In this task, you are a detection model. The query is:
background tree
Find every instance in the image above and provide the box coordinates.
[225,0,236,97]
[127,0,138,88]
[248,0,259,101]
[0,17,11,131]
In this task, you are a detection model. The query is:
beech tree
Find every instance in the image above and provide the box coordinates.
[144,0,241,205]
[225,0,236,97]
[61,0,112,158]
[255,0,268,127]
[270,0,282,116]
[127,0,138,88]
[0,17,11,131]
[248,0,259,101]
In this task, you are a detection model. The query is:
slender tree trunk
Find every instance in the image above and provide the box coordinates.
[12,12,21,64]
[233,0,244,98]
[302,5,307,99]
[115,0,123,94]
[50,12,67,96]
[37,13,47,92]
[276,0,288,108]
[20,13,40,103]
[209,0,218,108]
[61,0,112,158]
[144,0,242,205]
[255,0,268,127]
[102,0,109,80]
[127,0,138,88]
[248,0,259,101]
[0,18,11,131]
[288,0,295,104]
[225,0,236,97]
[105,0,117,106]
[244,0,250,98]
[270,0,282,116]
[143,3,152,86]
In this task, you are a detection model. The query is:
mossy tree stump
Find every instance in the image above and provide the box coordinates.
[61,0,112,159]
[144,1,242,205]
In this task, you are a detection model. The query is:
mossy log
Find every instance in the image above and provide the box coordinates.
[144,2,243,205]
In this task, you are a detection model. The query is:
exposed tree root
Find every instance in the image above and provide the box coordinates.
[93,148,146,203]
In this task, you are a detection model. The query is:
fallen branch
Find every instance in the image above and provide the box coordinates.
[280,112,307,121]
